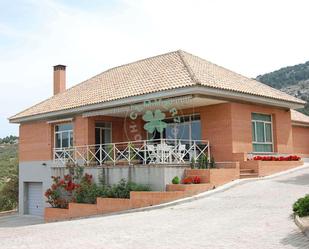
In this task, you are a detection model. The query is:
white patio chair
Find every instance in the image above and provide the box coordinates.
[146,144,157,163]
[175,144,186,163]
[157,143,172,163]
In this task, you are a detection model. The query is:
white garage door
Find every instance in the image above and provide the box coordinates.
[27,182,44,216]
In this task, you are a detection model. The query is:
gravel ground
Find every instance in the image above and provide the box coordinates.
[1,166,309,249]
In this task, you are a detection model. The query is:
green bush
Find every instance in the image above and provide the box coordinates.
[74,173,106,204]
[0,144,18,212]
[0,175,18,211]
[103,179,151,199]
[209,156,216,168]
[47,173,152,206]
[198,154,208,169]
[172,176,180,184]
[293,194,309,217]
[75,183,104,204]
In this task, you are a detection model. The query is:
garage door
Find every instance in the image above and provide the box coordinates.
[27,182,44,216]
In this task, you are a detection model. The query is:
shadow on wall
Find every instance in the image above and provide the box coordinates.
[276,173,309,186]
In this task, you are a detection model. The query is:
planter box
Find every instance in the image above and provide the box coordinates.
[294,215,309,238]
[184,168,239,187]
[130,191,185,208]
[166,183,213,196]
[45,191,187,222]
[208,168,239,187]
[45,203,98,222]
[68,203,98,218]
[185,169,209,183]
[45,207,69,222]
[97,198,131,213]
[258,160,303,176]
[243,160,304,177]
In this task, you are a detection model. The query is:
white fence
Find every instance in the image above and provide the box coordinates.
[53,139,210,167]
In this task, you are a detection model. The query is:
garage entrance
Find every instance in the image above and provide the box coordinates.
[27,182,44,216]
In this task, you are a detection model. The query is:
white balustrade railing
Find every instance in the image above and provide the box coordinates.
[53,139,210,167]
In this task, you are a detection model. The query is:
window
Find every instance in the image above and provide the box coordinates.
[251,113,273,152]
[148,114,201,141]
[55,123,73,148]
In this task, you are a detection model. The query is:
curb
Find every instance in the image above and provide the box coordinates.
[294,215,309,238]
[0,210,17,218]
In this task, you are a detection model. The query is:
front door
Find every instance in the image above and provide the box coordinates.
[95,122,112,162]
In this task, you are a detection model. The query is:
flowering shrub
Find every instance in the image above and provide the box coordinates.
[192,176,201,184]
[253,155,301,161]
[45,175,80,208]
[74,174,102,204]
[46,173,152,208]
[182,177,193,184]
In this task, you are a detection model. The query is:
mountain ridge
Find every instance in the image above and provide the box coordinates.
[256,61,309,115]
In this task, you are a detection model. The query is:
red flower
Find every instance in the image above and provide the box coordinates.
[45,189,52,197]
[64,174,72,181]
[192,176,201,184]
[253,155,301,161]
[182,177,193,184]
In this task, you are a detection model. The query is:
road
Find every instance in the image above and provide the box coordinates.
[1,166,309,249]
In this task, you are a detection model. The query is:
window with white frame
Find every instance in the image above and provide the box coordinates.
[251,113,273,152]
[55,123,73,148]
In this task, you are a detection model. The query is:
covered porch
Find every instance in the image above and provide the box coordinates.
[53,95,226,167]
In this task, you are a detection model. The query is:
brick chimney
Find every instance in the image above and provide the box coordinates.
[53,65,66,95]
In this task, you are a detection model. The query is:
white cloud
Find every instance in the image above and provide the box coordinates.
[1,0,309,137]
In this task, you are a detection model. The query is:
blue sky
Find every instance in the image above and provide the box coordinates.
[1,0,309,138]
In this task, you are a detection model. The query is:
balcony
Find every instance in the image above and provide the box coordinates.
[53,139,210,167]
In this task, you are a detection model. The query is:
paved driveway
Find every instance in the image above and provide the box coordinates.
[0,215,43,228]
[1,166,309,249]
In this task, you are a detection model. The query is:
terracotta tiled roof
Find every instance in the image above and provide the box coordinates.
[10,50,305,121]
[291,110,309,124]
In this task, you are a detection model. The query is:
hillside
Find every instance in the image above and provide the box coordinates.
[0,144,18,185]
[256,61,309,115]
[0,142,18,211]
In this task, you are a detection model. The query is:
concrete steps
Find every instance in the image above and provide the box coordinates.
[240,168,258,179]
[240,169,255,174]
[240,173,259,179]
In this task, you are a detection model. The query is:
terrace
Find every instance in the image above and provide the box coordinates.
[53,139,210,167]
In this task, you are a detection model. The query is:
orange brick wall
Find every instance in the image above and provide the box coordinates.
[74,116,91,146]
[200,103,233,161]
[230,102,293,155]
[74,115,146,146]
[292,125,309,155]
[19,121,53,161]
[198,102,293,161]
[241,160,304,176]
